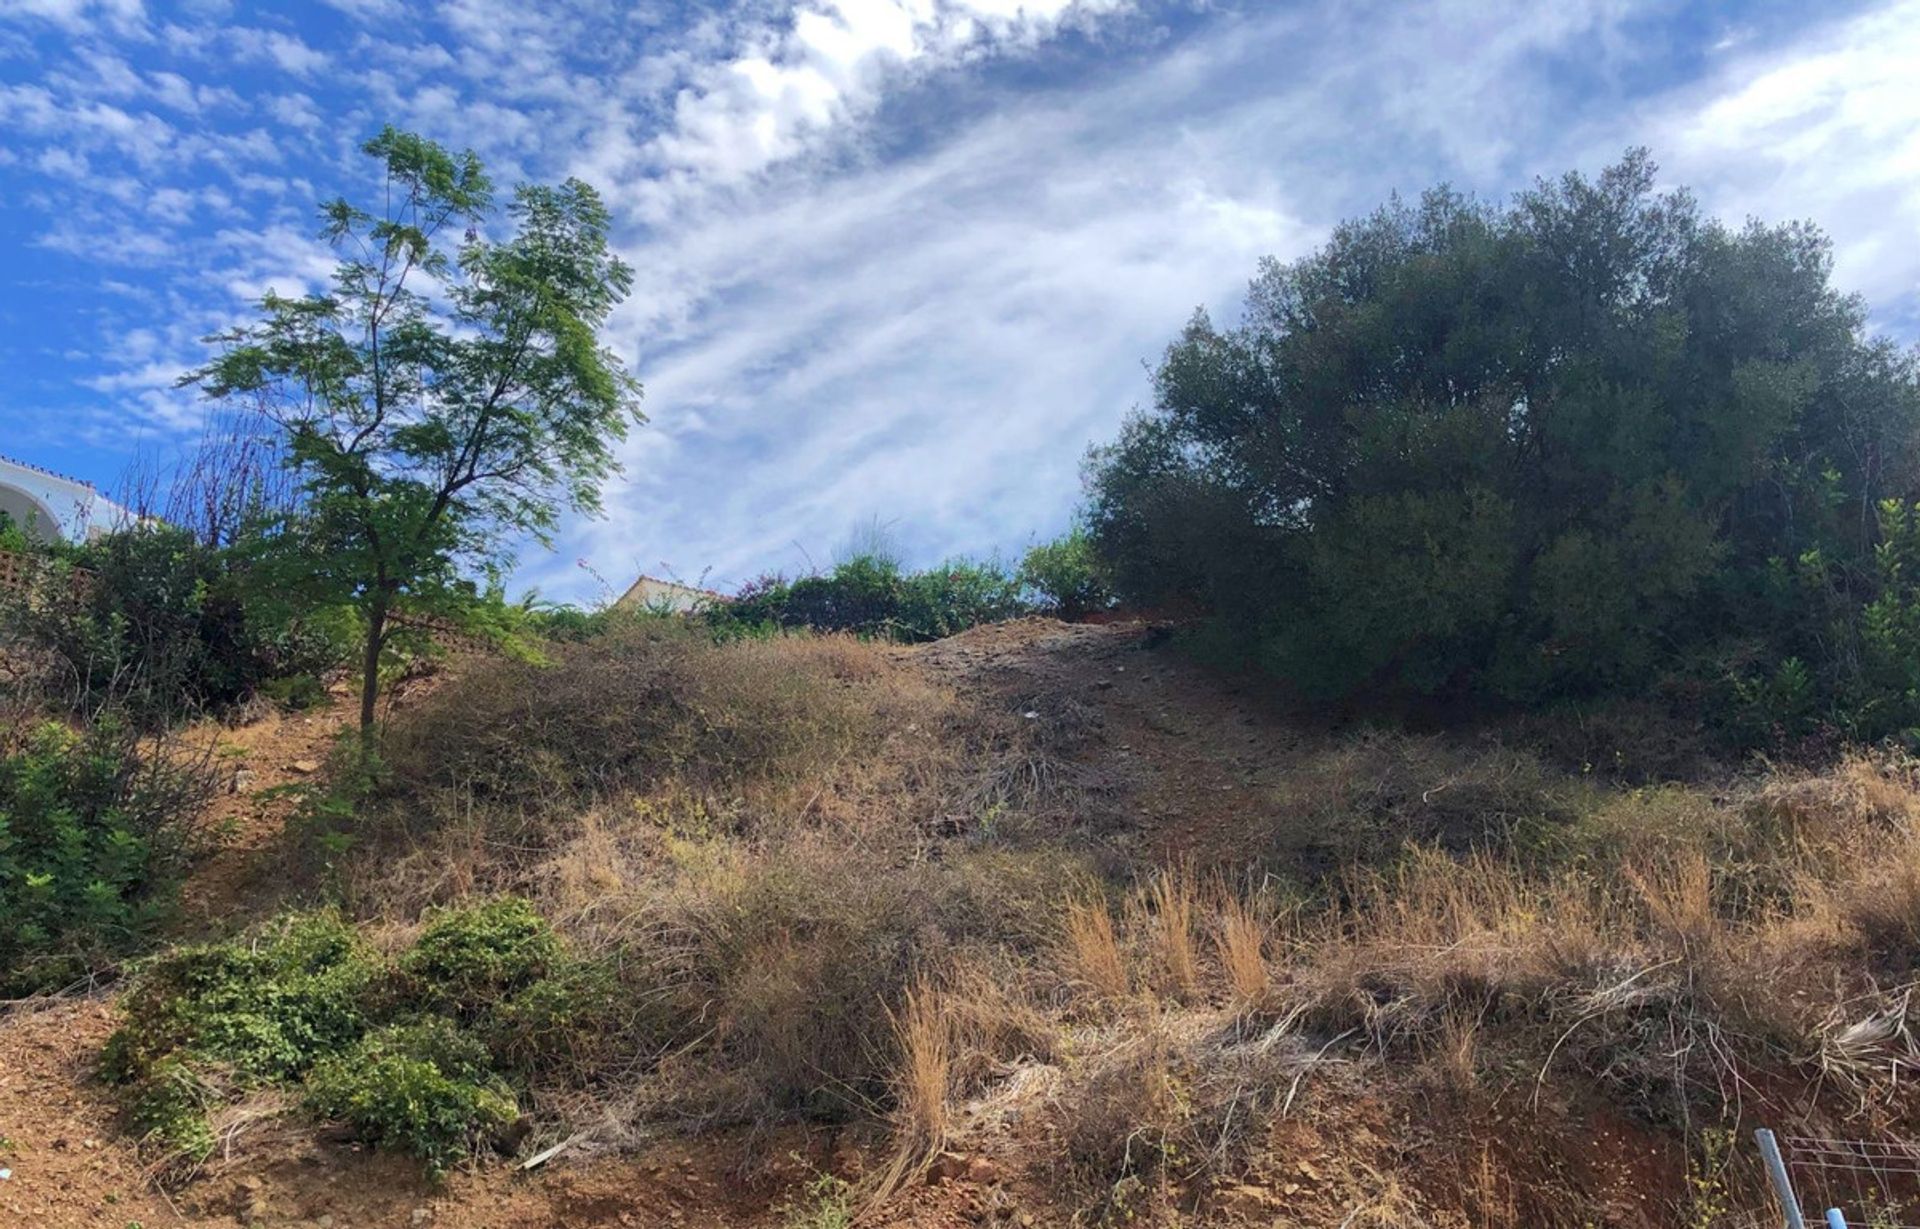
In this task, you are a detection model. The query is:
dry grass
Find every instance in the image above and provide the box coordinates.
[1211,891,1271,1008]
[869,976,954,1202]
[1062,896,1130,1002]
[315,623,1920,1224]
[1141,867,1200,1002]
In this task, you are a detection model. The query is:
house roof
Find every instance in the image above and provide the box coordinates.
[615,574,729,606]
[0,452,100,493]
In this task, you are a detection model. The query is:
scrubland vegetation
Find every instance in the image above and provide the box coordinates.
[11,139,1920,1226]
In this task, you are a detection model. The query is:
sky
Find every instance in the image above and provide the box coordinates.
[3,0,1919,603]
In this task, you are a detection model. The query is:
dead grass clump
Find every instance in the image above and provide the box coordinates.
[1139,867,1201,1003]
[870,976,954,1200]
[940,959,1058,1090]
[1760,752,1920,837]
[577,835,1082,1131]
[1624,851,1719,958]
[380,623,881,817]
[1211,892,1271,1009]
[1062,896,1130,1002]
[1053,1024,1187,1216]
[1260,732,1595,873]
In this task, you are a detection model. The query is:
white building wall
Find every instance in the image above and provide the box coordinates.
[0,455,127,544]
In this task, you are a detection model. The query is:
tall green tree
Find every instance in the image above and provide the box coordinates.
[186,128,643,734]
[1087,151,1920,724]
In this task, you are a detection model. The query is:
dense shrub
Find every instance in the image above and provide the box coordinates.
[1085,152,1920,735]
[0,719,208,993]
[719,554,1025,642]
[402,896,561,1017]
[1,524,351,725]
[1019,527,1113,619]
[104,912,378,1083]
[103,898,598,1176]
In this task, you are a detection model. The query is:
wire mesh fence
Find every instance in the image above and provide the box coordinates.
[1757,1128,1920,1228]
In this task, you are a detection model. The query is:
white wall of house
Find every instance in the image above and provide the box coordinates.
[0,455,127,544]
[615,575,723,613]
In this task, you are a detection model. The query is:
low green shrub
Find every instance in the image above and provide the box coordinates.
[103,898,612,1176]
[402,896,560,1017]
[258,672,330,711]
[102,911,379,1094]
[484,957,623,1081]
[303,1019,518,1175]
[0,719,207,994]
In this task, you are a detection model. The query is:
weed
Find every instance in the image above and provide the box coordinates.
[781,1167,855,1229]
[0,719,209,993]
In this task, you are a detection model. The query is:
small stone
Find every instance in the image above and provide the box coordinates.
[965,1157,997,1184]
[929,1152,968,1184]
[231,769,257,793]
[411,1209,430,1225]
[290,759,321,774]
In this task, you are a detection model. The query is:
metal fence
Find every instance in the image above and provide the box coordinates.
[1758,1128,1920,1228]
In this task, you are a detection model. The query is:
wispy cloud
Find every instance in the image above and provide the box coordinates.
[3,0,1918,602]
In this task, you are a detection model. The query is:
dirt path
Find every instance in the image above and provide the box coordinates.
[918,617,1304,866]
[176,693,354,933]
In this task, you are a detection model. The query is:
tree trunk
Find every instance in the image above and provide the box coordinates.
[359,601,386,737]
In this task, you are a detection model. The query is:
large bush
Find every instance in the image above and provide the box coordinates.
[0,720,208,993]
[1086,152,1920,733]
[2,524,348,725]
[1019,527,1113,619]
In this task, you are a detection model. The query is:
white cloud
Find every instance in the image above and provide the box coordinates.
[590,0,1132,224]
[1,0,145,35]
[10,0,1920,605]
[538,0,1666,595]
[226,27,328,76]
[1624,0,1920,320]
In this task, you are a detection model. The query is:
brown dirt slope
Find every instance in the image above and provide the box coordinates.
[0,620,1730,1227]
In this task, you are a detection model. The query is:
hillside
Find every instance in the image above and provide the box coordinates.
[5,617,1918,1227]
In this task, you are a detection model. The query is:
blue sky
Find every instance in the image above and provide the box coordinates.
[3,0,1919,602]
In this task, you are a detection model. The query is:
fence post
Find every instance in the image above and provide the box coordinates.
[1755,1129,1809,1229]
